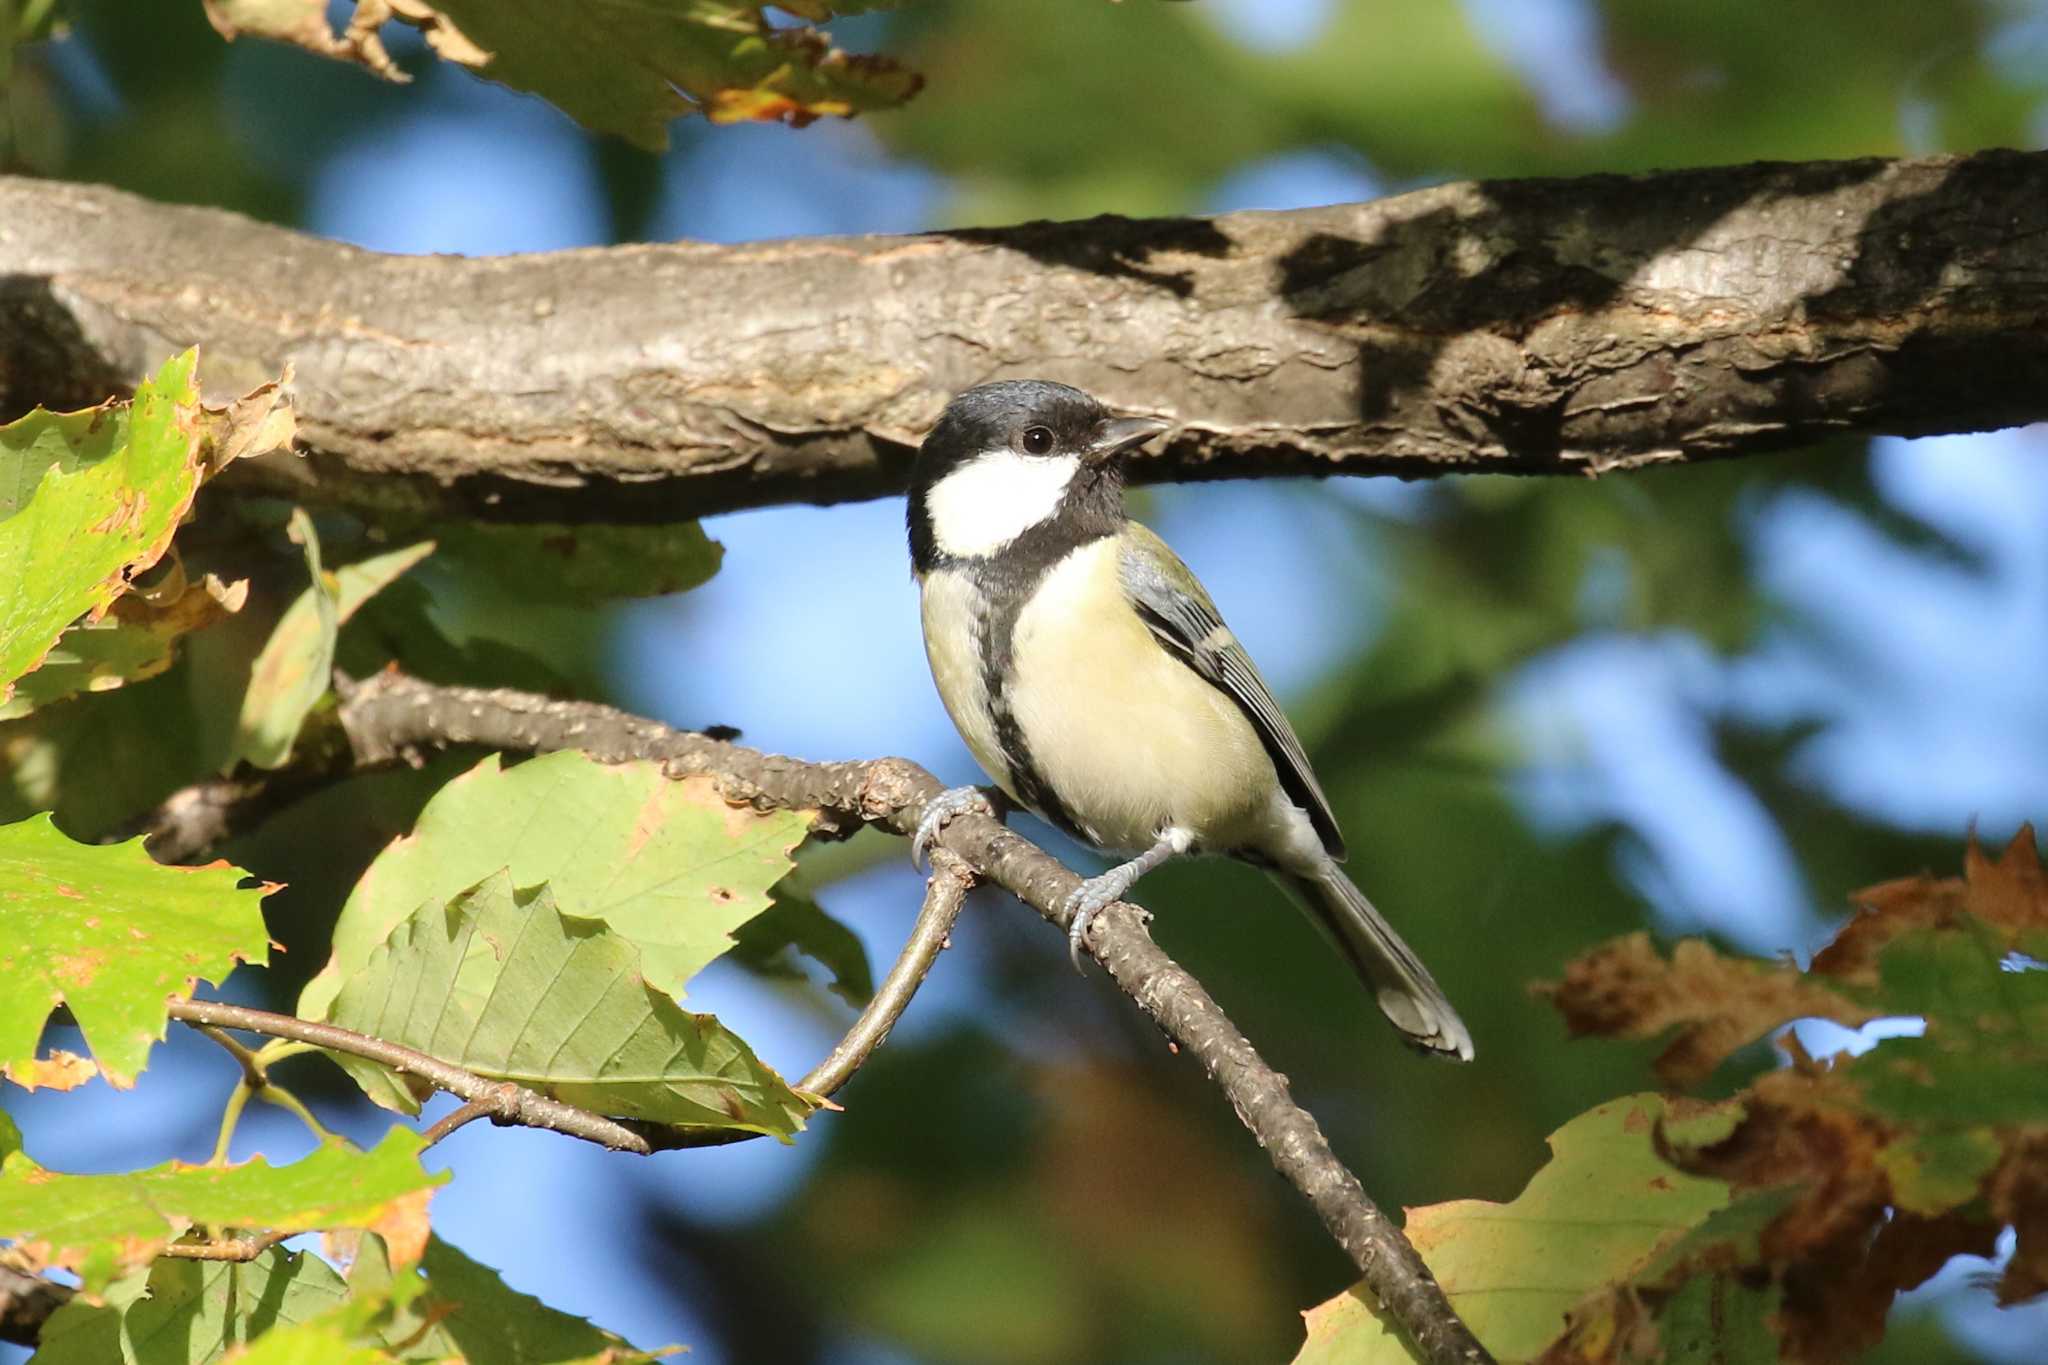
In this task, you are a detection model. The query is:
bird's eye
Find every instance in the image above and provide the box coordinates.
[1020,425,1055,455]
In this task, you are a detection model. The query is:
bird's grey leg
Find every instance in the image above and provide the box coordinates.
[1063,828,1192,972]
[910,785,1007,871]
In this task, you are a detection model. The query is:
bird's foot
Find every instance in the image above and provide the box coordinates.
[1062,868,1141,973]
[910,785,1003,871]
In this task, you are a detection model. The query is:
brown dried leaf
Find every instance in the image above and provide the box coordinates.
[1537,932,1872,1085]
[1989,1133,2048,1304]
[1,1050,97,1092]
[198,365,298,476]
[202,0,409,81]
[1815,823,2047,981]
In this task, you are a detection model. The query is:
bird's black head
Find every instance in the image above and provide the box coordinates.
[908,380,1168,572]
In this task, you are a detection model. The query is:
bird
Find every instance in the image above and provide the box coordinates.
[904,379,1473,1061]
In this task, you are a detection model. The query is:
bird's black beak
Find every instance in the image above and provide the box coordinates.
[1084,415,1171,466]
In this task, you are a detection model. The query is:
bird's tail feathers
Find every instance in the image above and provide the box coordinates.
[1281,863,1474,1062]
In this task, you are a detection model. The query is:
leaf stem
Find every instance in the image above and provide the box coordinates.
[209,1082,253,1166]
[253,1081,342,1146]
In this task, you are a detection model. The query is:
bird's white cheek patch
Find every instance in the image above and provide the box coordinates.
[926,451,1079,558]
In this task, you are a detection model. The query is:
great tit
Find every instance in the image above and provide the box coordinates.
[905,380,1473,1061]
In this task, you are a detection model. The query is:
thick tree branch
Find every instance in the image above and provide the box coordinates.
[4,151,2046,524]
[329,671,1491,1365]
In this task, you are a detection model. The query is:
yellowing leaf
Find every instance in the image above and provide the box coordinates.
[0,353,292,709]
[0,353,204,703]
[0,570,248,721]
[0,1127,443,1293]
[230,529,435,771]
[1294,1095,1732,1365]
[0,814,274,1087]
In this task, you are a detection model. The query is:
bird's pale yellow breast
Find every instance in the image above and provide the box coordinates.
[918,568,1011,792]
[1008,537,1276,851]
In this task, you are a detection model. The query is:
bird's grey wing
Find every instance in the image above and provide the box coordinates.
[1117,523,1346,859]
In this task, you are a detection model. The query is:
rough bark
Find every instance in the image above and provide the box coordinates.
[4,150,2045,524]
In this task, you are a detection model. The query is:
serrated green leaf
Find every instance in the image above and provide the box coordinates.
[0,573,248,721]
[29,1248,350,1365]
[731,888,874,1006]
[231,532,434,771]
[428,521,721,603]
[301,749,812,1019]
[0,1127,443,1293]
[204,1313,394,1365]
[0,813,273,1087]
[1293,1095,1731,1364]
[0,352,203,704]
[25,1265,153,1365]
[378,1236,668,1363]
[327,872,812,1137]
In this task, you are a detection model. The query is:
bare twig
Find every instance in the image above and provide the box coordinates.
[159,1229,297,1263]
[803,849,972,1096]
[329,671,1491,1365]
[418,1098,495,1148]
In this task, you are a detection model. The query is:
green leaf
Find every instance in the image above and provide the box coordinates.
[326,872,813,1137]
[301,749,813,1018]
[200,1313,394,1365]
[379,1235,669,1363]
[30,1248,350,1365]
[230,530,434,770]
[427,520,721,602]
[0,572,248,721]
[25,1265,154,1365]
[0,352,204,704]
[0,1127,444,1293]
[730,888,874,1005]
[0,813,273,1087]
[1293,1095,1732,1364]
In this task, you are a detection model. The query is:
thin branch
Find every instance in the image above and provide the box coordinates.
[419,1098,495,1149]
[331,670,1491,1365]
[802,849,972,1096]
[167,998,656,1154]
[638,847,978,1151]
[5,154,2048,523]
[159,1229,295,1263]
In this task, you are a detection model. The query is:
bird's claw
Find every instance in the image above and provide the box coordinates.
[911,785,1001,871]
[1062,877,1123,974]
